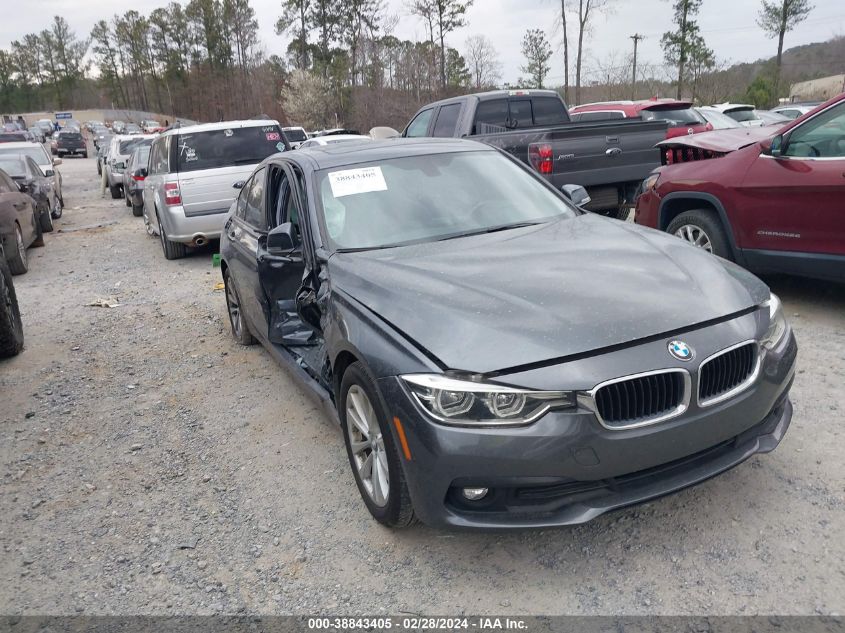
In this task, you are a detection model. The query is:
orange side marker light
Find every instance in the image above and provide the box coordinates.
[393,417,412,461]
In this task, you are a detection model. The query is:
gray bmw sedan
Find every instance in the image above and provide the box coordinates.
[219,138,797,529]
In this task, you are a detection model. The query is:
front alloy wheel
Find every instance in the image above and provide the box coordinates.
[340,362,415,528]
[223,271,255,345]
[673,224,713,252]
[346,385,390,507]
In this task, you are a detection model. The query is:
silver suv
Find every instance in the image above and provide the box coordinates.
[105,135,155,199]
[142,120,289,259]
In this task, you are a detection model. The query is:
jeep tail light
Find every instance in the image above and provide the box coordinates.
[164,182,182,206]
[528,143,554,175]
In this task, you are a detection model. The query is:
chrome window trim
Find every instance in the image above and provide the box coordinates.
[696,340,761,408]
[580,368,692,431]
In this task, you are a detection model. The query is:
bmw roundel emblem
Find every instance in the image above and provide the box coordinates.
[668,340,694,361]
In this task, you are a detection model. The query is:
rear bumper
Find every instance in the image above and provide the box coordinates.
[159,205,226,243]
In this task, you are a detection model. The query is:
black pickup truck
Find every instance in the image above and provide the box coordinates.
[403,89,667,216]
[55,130,87,158]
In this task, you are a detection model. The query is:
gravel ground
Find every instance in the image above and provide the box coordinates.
[1,153,843,617]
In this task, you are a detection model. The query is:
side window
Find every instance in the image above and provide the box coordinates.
[508,100,533,128]
[432,104,461,137]
[235,176,252,220]
[784,102,845,158]
[243,168,267,229]
[405,109,434,137]
[532,97,569,125]
[473,99,509,134]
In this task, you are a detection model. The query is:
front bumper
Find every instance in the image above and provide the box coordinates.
[379,318,797,529]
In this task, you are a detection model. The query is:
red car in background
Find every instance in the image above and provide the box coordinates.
[569,99,712,138]
[635,93,845,282]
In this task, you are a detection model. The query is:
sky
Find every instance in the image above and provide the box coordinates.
[1,0,843,86]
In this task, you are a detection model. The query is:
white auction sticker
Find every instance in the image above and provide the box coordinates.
[328,167,387,198]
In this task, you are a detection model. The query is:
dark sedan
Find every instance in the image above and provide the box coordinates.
[0,240,24,357]
[0,156,58,233]
[219,139,797,529]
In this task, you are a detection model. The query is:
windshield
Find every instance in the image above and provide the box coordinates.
[317,151,577,251]
[726,109,759,122]
[640,107,705,126]
[0,157,26,177]
[176,125,286,172]
[0,145,49,165]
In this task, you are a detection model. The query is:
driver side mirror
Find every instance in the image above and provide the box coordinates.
[768,134,784,157]
[267,222,298,255]
[44,169,55,177]
[560,184,591,208]
[233,180,246,189]
[52,157,62,166]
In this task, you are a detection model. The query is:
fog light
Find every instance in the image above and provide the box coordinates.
[462,487,489,501]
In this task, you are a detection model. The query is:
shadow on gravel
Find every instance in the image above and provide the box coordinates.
[762,274,845,309]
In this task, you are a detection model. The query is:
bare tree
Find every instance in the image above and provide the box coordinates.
[757,0,813,101]
[464,34,501,89]
[575,0,614,105]
[410,0,473,90]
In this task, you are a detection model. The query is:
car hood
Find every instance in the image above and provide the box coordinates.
[656,126,775,153]
[328,214,768,374]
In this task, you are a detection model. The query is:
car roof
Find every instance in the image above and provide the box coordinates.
[573,99,692,112]
[305,134,371,145]
[0,141,47,151]
[161,119,280,136]
[283,137,490,170]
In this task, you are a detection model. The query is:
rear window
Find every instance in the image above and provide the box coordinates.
[640,107,705,126]
[175,125,287,172]
[284,128,308,142]
[0,145,49,164]
[60,132,82,141]
[726,109,759,122]
[532,97,569,125]
[119,139,150,154]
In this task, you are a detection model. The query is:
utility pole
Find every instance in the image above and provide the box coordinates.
[630,34,643,100]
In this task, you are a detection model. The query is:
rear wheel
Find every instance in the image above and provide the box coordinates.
[0,253,24,358]
[223,269,256,345]
[7,224,28,275]
[666,209,733,260]
[109,183,122,199]
[131,202,143,217]
[340,362,416,528]
[158,220,186,260]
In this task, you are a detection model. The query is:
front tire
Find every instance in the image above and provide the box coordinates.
[51,196,63,219]
[340,362,416,528]
[223,269,256,346]
[0,253,24,358]
[666,209,733,260]
[131,202,143,217]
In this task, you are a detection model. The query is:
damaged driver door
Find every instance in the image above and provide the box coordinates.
[257,163,315,347]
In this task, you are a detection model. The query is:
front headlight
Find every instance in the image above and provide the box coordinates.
[761,293,787,349]
[401,374,574,427]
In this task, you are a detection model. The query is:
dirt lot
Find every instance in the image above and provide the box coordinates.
[1,153,843,616]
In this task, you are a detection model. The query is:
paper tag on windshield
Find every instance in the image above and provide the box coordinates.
[328,167,387,198]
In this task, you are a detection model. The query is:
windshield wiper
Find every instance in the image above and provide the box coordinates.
[435,221,544,242]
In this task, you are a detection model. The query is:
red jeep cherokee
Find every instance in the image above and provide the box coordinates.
[570,99,712,138]
[635,93,845,282]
